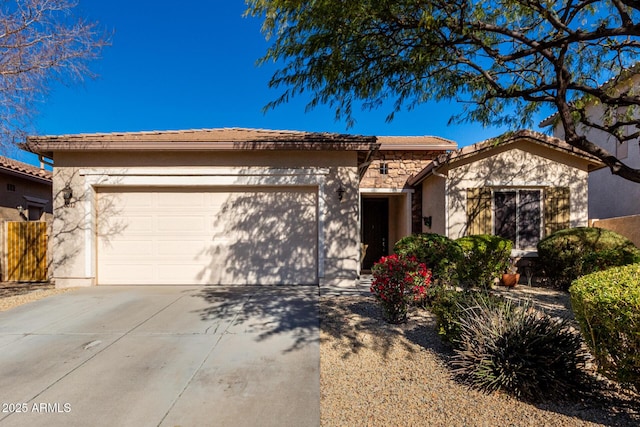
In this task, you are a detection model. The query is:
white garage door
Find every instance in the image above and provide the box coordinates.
[96,187,318,285]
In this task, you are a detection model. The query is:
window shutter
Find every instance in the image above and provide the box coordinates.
[544,187,570,236]
[467,187,492,235]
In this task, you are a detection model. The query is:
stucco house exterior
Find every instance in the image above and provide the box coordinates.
[0,156,52,222]
[408,130,604,256]
[24,128,455,288]
[24,127,602,287]
[542,71,640,219]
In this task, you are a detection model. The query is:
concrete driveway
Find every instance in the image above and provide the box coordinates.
[0,286,319,427]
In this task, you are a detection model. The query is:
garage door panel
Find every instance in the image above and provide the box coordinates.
[97,187,318,285]
[99,240,156,256]
[107,216,155,234]
[157,192,206,208]
[156,216,207,233]
[99,263,156,284]
[155,240,207,256]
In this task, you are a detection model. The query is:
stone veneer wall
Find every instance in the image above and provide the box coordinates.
[360,151,439,189]
[361,151,440,235]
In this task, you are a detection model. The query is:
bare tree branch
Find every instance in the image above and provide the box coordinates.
[0,0,109,152]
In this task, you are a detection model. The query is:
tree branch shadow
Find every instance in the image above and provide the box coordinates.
[193,286,319,354]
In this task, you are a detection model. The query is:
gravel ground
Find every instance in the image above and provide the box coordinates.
[320,288,640,427]
[0,283,70,311]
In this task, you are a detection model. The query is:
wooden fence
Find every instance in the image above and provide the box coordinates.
[1,221,48,282]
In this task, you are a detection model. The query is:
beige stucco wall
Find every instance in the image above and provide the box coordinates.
[591,215,640,248]
[552,75,640,219]
[444,142,591,240]
[0,173,52,221]
[388,194,409,249]
[51,150,360,288]
[420,174,447,235]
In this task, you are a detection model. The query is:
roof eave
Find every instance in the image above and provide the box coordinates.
[379,143,457,151]
[0,166,52,184]
[23,139,380,157]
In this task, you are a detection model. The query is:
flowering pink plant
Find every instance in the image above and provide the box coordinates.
[370,254,432,323]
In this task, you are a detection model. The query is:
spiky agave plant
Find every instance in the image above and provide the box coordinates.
[451,298,589,401]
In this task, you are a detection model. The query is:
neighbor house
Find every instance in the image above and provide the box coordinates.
[0,156,52,282]
[541,69,640,219]
[408,130,604,256]
[24,128,454,288]
[0,155,52,222]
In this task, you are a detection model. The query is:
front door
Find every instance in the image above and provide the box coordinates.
[361,198,389,270]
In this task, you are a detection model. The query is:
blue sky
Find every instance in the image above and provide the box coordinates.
[17,1,548,164]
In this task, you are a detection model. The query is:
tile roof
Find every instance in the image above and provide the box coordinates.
[24,127,380,157]
[0,155,52,182]
[376,135,457,150]
[27,127,377,143]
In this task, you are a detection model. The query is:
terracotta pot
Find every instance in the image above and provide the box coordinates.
[500,273,520,287]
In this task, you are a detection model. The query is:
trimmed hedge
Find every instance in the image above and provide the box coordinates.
[538,227,640,290]
[456,234,512,288]
[394,233,463,286]
[570,264,640,390]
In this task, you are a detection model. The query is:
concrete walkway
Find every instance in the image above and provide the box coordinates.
[0,286,319,427]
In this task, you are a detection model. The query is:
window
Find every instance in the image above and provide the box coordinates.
[494,190,541,250]
[7,183,16,192]
[23,196,49,221]
[379,162,389,174]
[467,187,570,251]
[27,206,43,221]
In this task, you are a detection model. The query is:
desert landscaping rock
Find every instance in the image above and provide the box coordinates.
[320,293,639,427]
[0,284,70,311]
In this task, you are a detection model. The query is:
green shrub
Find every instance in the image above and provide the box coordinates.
[455,234,513,288]
[451,298,588,402]
[429,288,506,344]
[570,264,640,390]
[394,233,463,286]
[537,227,640,290]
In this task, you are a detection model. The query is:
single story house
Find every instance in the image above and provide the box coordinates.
[24,128,602,287]
[24,128,455,288]
[0,155,52,222]
[408,130,605,256]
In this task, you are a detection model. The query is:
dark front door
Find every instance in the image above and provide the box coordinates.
[361,198,389,270]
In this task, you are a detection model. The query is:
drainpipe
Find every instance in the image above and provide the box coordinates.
[38,155,54,169]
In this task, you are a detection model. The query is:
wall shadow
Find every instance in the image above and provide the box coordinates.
[193,167,358,285]
[195,186,318,285]
[49,170,127,277]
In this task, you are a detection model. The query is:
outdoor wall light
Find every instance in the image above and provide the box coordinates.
[336,185,345,201]
[62,185,73,207]
[423,216,432,228]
